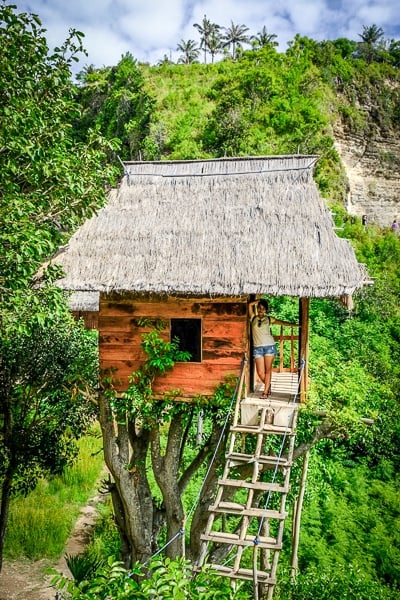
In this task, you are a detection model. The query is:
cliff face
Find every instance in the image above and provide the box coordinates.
[333,86,400,228]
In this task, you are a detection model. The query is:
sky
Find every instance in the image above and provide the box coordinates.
[14,0,400,72]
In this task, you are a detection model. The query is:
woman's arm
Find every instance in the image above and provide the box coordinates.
[248,300,258,319]
[271,317,300,327]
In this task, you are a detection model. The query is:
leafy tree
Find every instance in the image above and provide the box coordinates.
[387,38,400,67]
[0,2,116,325]
[176,39,200,64]
[0,1,116,569]
[203,88,250,155]
[157,53,174,66]
[359,24,385,46]
[331,37,358,59]
[207,30,223,63]
[0,318,99,570]
[74,53,155,160]
[222,20,250,60]
[99,327,233,566]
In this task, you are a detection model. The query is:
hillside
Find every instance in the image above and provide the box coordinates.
[122,46,400,227]
[333,77,400,227]
[74,36,400,226]
[141,56,400,227]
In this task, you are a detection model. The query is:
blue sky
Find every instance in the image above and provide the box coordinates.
[14,0,400,71]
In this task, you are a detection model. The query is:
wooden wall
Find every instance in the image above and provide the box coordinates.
[99,293,248,398]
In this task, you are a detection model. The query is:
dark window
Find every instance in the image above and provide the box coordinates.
[170,318,202,362]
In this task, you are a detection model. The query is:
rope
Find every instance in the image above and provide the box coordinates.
[144,529,186,564]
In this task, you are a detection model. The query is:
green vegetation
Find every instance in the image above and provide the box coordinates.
[54,555,249,599]
[1,2,400,598]
[4,427,104,559]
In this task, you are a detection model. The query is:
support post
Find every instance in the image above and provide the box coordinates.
[298,298,309,402]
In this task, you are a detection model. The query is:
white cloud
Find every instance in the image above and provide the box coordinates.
[14,0,400,69]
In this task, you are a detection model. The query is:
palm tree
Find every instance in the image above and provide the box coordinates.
[193,15,221,63]
[388,38,400,67]
[176,39,200,64]
[222,20,250,60]
[251,26,278,49]
[208,31,223,63]
[357,24,385,63]
[157,54,173,66]
[359,24,384,45]
[75,64,96,85]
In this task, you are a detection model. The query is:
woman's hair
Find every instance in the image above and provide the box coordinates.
[258,298,269,311]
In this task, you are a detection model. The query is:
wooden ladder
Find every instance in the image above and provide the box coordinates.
[196,391,299,599]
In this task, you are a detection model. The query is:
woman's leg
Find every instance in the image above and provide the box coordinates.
[263,354,275,396]
[254,356,265,391]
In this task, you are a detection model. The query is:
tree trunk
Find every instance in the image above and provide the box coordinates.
[99,390,241,566]
[98,392,154,565]
[151,413,186,558]
[108,479,132,568]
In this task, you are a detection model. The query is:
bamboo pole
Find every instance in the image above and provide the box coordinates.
[291,450,310,577]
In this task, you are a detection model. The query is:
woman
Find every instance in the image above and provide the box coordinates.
[248,298,298,399]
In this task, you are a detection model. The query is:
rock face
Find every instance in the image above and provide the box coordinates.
[333,90,400,228]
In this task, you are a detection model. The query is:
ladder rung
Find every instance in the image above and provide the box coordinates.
[209,502,287,520]
[208,564,275,584]
[201,530,281,549]
[218,478,289,493]
[231,424,294,435]
[242,398,298,408]
[226,452,292,467]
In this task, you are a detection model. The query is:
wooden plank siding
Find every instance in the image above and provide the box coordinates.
[99,294,249,398]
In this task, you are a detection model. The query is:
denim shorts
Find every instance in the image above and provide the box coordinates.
[253,344,277,358]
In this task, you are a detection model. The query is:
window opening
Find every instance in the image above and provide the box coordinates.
[170,318,202,362]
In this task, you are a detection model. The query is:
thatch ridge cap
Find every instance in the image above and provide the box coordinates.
[123,154,319,166]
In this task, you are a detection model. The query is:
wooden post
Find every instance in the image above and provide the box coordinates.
[298,298,309,402]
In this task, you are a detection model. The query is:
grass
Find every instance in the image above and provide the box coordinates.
[4,424,105,560]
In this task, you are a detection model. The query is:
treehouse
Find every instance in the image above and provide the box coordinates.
[54,155,367,401]
[53,155,368,597]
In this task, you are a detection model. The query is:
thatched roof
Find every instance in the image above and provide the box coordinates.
[68,291,99,312]
[54,155,368,298]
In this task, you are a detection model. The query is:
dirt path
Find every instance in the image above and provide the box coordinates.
[0,494,103,600]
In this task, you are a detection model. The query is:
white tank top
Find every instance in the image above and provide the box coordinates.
[252,316,275,347]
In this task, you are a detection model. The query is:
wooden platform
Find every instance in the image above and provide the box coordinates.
[251,370,300,400]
